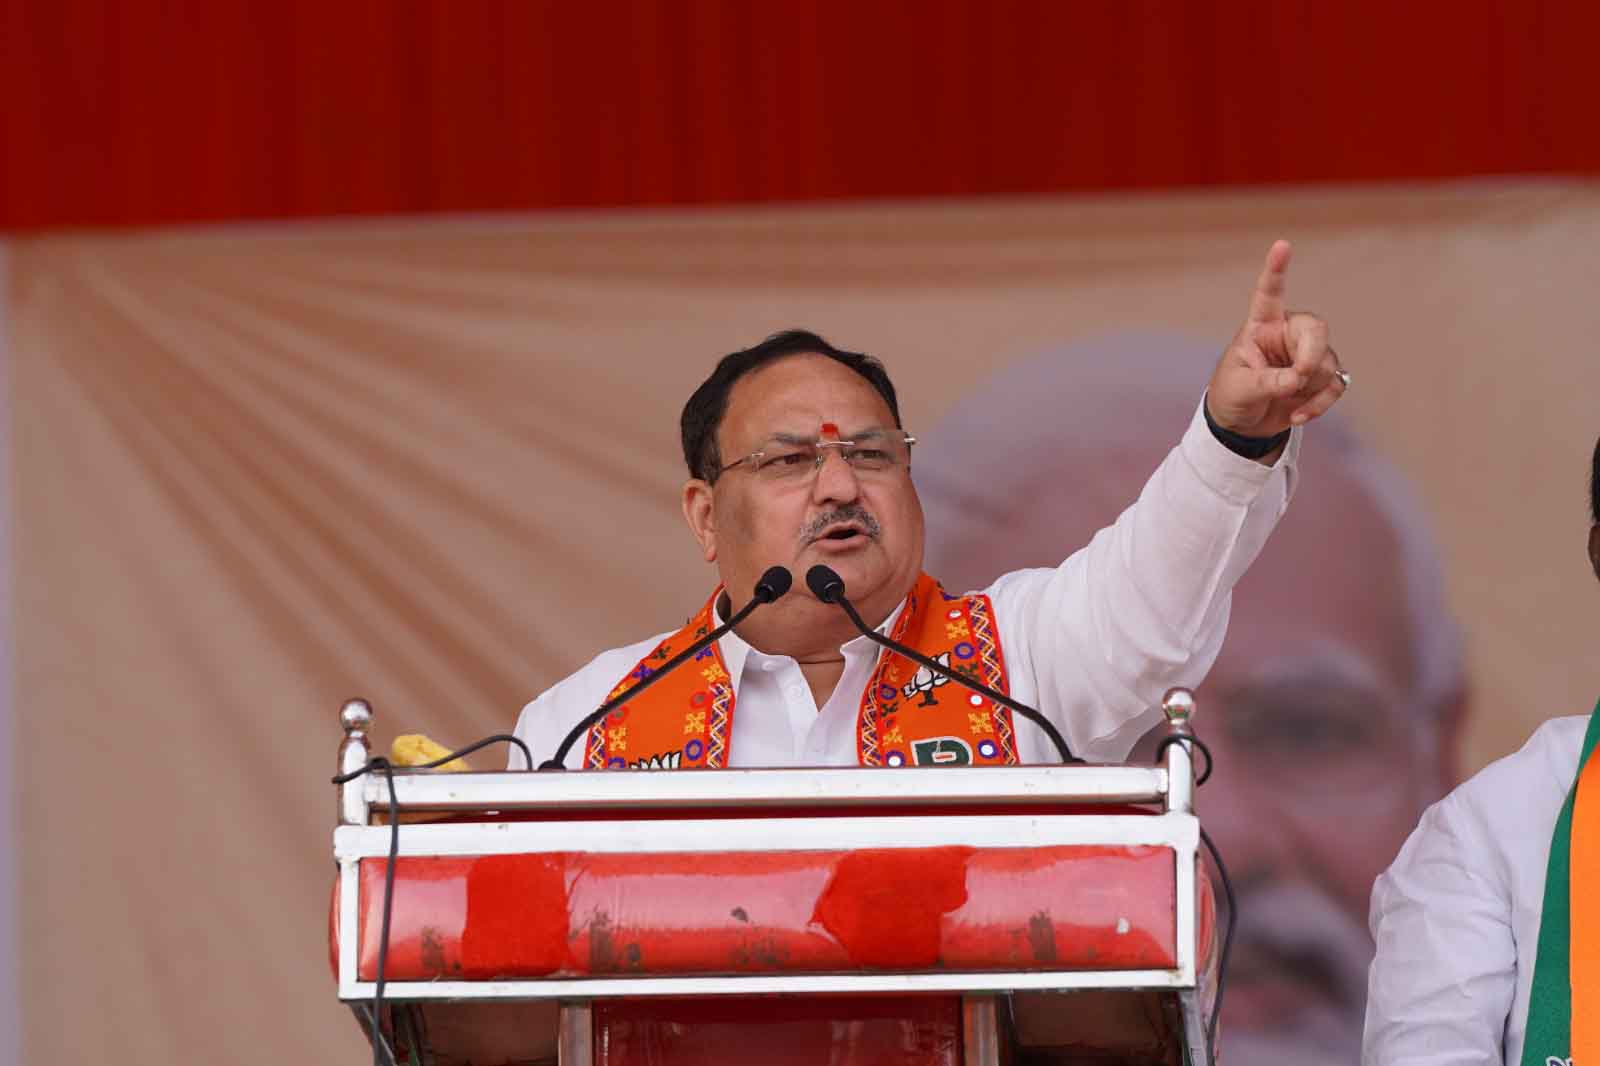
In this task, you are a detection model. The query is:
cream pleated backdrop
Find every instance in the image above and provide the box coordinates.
[8,182,1600,1063]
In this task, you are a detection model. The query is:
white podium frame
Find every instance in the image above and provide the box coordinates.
[331,693,1211,1066]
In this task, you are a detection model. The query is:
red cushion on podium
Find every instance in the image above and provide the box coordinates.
[462,853,568,977]
[813,847,972,968]
[349,843,1180,980]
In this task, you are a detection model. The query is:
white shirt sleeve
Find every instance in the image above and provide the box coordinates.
[1362,789,1518,1065]
[987,398,1298,763]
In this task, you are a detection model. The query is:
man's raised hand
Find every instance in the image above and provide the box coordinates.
[1206,240,1347,451]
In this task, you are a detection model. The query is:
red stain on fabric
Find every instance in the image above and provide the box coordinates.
[812,847,972,967]
[461,853,569,977]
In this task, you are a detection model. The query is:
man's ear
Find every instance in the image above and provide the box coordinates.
[682,479,717,563]
[1589,524,1600,583]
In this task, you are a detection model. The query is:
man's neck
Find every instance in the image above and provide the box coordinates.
[724,598,852,708]
[795,657,849,710]
[727,595,878,663]
[717,577,908,706]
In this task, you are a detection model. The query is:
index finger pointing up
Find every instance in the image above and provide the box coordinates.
[1247,239,1293,323]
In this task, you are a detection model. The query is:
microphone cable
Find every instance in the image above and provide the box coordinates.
[335,562,1230,1064]
[1155,731,1229,1064]
[805,563,1229,1061]
[1198,824,1234,1065]
[804,564,1230,1057]
[332,569,789,1060]
[332,733,533,1066]
[804,565,1082,764]
[542,567,792,769]
[1153,733,1213,787]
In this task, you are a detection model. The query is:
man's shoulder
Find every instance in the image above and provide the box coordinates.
[512,631,679,766]
[520,632,678,717]
[1521,712,1590,767]
[1467,713,1588,788]
[956,567,1060,604]
[1377,713,1591,913]
[1449,712,1590,830]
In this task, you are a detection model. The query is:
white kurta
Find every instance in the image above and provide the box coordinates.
[1363,713,1591,1065]
[512,402,1299,769]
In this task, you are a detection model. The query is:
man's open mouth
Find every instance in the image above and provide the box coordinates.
[802,508,882,546]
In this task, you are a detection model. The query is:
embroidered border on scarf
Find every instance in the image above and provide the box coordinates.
[585,590,728,770]
[585,575,1017,771]
[857,574,1017,768]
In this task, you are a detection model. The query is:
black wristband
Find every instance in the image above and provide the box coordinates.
[1203,401,1290,460]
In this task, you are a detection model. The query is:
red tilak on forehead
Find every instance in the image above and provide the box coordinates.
[820,421,840,438]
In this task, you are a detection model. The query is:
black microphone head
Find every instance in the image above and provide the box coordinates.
[805,564,846,604]
[753,566,793,603]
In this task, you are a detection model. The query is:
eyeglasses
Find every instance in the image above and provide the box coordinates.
[715,426,917,483]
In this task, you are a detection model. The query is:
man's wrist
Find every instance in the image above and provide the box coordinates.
[1203,400,1291,461]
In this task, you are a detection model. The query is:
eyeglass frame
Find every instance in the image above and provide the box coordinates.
[711,426,918,484]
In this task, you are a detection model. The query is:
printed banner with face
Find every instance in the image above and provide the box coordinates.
[8,182,1600,1064]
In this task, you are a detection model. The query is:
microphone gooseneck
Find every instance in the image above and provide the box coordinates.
[541,566,793,769]
[804,564,1081,764]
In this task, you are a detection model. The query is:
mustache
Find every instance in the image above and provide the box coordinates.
[799,505,882,544]
[1223,881,1372,1019]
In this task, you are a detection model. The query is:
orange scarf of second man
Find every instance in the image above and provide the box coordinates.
[584,573,1018,770]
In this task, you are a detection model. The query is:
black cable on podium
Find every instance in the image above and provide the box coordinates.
[541,567,793,769]
[338,561,1233,1065]
[332,733,532,1066]
[1156,730,1230,1063]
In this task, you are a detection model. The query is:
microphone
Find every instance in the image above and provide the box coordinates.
[752,566,794,603]
[804,564,1081,764]
[540,566,793,769]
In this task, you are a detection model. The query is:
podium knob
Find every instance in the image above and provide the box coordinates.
[338,699,375,826]
[1161,687,1195,728]
[340,698,373,736]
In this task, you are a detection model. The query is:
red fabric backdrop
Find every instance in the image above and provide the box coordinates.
[3,0,1599,232]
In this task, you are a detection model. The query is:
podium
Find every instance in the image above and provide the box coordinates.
[330,692,1218,1065]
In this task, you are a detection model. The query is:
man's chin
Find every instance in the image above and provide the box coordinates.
[797,541,882,590]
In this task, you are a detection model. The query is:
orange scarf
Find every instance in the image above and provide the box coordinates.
[584,573,1017,769]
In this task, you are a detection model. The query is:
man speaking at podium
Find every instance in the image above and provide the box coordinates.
[510,242,1350,770]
